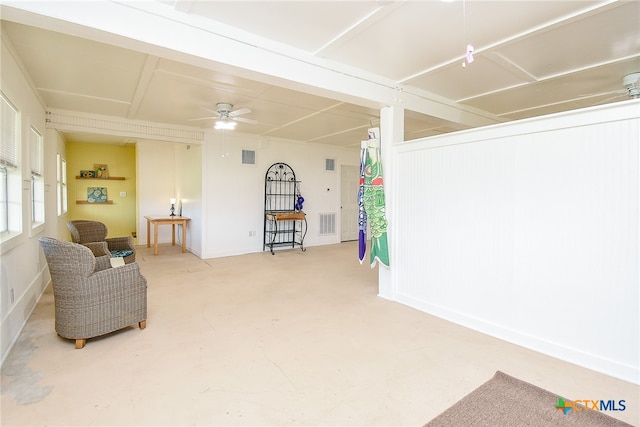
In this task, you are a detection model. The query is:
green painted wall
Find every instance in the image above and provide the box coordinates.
[66,142,137,242]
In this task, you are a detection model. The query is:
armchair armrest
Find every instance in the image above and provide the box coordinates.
[83,241,110,257]
[94,255,112,272]
[90,262,147,293]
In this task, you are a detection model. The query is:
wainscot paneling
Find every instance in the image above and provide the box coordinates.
[388,100,639,384]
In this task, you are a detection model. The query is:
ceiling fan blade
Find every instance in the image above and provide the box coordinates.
[229,108,251,117]
[188,116,217,121]
[234,116,258,125]
[200,106,220,115]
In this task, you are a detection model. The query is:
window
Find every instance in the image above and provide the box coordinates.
[57,154,67,215]
[57,153,61,215]
[1,92,21,239]
[30,126,44,226]
[0,167,7,233]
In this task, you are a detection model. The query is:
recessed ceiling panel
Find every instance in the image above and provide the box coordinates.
[502,97,624,121]
[148,58,274,126]
[2,0,637,149]
[257,86,340,111]
[266,109,371,141]
[155,58,271,95]
[462,60,640,116]
[309,127,370,148]
[322,1,598,81]
[332,103,380,119]
[137,82,225,125]
[404,56,528,101]
[494,1,640,79]
[3,21,146,104]
[405,111,468,141]
[186,1,380,52]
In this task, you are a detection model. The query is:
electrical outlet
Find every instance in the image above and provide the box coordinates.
[249,231,256,237]
[10,289,15,304]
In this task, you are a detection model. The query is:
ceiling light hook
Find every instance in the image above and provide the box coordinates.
[461,0,474,69]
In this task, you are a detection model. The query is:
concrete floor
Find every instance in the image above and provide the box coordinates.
[2,241,638,426]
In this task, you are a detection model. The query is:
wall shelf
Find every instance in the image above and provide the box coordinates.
[76,200,114,204]
[75,176,125,180]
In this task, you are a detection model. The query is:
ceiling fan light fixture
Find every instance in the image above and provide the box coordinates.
[214,119,237,130]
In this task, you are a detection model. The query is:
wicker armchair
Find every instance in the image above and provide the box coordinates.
[68,220,136,264]
[39,237,147,349]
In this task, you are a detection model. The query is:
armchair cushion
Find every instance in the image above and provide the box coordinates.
[110,249,134,258]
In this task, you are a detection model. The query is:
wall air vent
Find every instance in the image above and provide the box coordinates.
[242,150,256,165]
[319,213,336,235]
[325,158,335,171]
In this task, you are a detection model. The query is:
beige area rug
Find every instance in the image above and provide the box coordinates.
[425,371,633,427]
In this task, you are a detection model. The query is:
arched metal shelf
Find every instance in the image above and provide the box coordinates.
[263,162,307,254]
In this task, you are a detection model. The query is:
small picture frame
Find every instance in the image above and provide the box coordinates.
[87,187,108,203]
[94,164,109,179]
[80,170,95,178]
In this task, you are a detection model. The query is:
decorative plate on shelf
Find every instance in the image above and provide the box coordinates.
[87,187,108,203]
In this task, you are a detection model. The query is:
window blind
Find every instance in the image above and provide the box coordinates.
[0,93,19,169]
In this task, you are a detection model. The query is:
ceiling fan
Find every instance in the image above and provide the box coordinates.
[190,102,257,129]
[622,72,640,98]
[579,72,640,105]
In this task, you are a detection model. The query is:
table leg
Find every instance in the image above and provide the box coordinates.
[146,219,150,248]
[153,223,159,256]
[172,224,176,246]
[182,220,187,253]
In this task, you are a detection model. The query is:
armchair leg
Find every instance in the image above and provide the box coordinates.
[139,320,146,329]
[75,339,86,349]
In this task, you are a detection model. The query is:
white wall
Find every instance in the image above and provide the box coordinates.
[385,100,640,384]
[0,39,61,364]
[137,140,203,257]
[137,140,179,245]
[135,128,359,260]
[202,131,360,258]
[175,142,203,257]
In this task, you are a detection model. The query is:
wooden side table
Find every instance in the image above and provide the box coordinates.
[144,216,191,255]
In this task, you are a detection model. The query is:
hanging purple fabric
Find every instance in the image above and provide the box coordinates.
[358,141,367,263]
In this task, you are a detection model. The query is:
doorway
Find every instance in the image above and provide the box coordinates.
[340,165,359,241]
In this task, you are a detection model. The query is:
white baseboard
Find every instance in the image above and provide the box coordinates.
[394,293,639,385]
[0,267,49,368]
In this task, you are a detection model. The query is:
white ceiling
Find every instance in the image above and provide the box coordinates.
[1,1,639,148]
